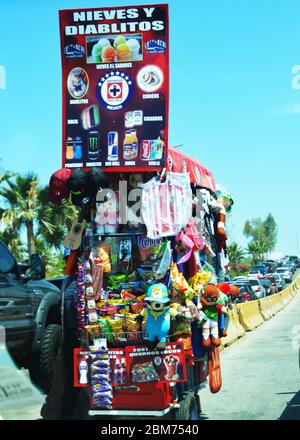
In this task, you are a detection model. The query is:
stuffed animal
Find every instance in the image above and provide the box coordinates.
[199,284,227,348]
[136,283,175,350]
[209,190,234,253]
[217,282,231,337]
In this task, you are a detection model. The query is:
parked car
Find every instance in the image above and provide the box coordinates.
[47,276,68,290]
[275,267,292,283]
[233,282,254,302]
[285,261,296,274]
[0,240,62,392]
[259,278,274,296]
[262,275,278,294]
[268,273,286,291]
[252,264,267,275]
[288,256,300,268]
[233,276,249,283]
[248,269,264,278]
[247,278,266,299]
[264,261,279,273]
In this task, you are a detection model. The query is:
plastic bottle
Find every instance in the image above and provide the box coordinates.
[66,136,74,160]
[79,357,88,385]
[114,359,120,384]
[130,129,138,159]
[123,130,133,160]
[119,358,127,384]
[74,136,82,160]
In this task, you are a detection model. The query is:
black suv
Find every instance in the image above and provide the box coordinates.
[0,240,62,391]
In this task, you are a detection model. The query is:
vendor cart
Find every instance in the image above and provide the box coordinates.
[58,148,226,420]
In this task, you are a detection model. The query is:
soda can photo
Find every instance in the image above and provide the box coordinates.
[140,140,151,160]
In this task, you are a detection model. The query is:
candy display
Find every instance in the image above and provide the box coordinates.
[75,258,87,329]
[89,343,113,409]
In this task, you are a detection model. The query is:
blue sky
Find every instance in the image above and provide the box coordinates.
[0,0,299,255]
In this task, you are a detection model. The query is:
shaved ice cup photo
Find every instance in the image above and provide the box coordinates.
[86,34,142,63]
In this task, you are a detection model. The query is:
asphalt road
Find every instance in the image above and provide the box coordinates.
[200,284,300,420]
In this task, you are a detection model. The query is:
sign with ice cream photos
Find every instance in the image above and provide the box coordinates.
[59,4,169,171]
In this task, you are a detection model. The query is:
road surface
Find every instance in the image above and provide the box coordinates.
[200,286,300,420]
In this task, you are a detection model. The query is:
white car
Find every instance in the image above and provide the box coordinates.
[275,267,292,283]
[248,270,264,279]
[247,278,266,299]
[233,276,249,283]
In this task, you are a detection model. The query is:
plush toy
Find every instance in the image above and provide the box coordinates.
[170,262,197,306]
[199,284,227,348]
[217,282,231,337]
[136,283,176,350]
[189,272,211,294]
[209,189,234,253]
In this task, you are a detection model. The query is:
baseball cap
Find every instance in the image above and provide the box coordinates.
[145,283,170,303]
[49,168,71,205]
[67,169,88,206]
[87,168,111,200]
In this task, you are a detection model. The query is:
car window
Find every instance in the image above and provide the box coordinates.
[0,242,15,273]
[249,280,259,286]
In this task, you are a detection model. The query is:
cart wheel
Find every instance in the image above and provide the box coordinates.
[174,393,201,420]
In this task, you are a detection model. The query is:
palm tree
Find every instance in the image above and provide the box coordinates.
[227,242,245,266]
[0,173,39,255]
[36,185,77,250]
[247,241,265,264]
[0,172,77,257]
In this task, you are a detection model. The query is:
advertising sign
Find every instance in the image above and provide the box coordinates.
[126,342,187,383]
[59,4,169,171]
[73,342,186,387]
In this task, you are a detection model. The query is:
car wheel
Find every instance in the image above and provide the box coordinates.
[174,393,201,420]
[40,324,62,393]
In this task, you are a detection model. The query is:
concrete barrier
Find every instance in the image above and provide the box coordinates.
[220,274,300,351]
[237,300,264,331]
[267,292,284,315]
[231,305,246,338]
[221,311,239,347]
[259,296,274,321]
[294,274,300,290]
[280,288,293,307]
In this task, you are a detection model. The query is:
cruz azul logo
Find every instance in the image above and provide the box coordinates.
[96,71,134,111]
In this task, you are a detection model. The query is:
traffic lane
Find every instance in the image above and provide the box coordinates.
[200,288,300,420]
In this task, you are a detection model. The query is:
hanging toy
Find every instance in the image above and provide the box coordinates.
[199,284,227,348]
[209,188,234,253]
